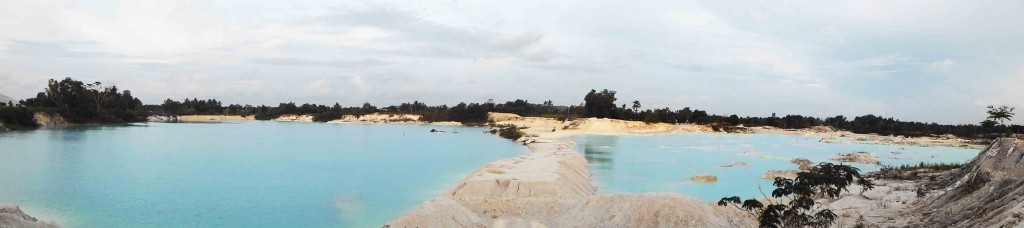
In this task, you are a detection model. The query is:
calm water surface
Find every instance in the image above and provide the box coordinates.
[0,121,526,227]
[571,133,980,201]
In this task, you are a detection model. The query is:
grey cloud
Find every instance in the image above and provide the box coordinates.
[309,8,491,55]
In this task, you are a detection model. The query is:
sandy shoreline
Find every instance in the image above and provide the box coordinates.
[142,112,986,227]
[746,126,985,149]
[165,113,984,150]
[9,112,982,227]
[385,113,984,227]
[385,114,758,227]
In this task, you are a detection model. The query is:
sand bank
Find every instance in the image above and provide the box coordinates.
[748,126,983,149]
[325,113,463,126]
[177,115,254,122]
[326,113,421,124]
[490,112,712,138]
[386,113,755,227]
[272,114,314,122]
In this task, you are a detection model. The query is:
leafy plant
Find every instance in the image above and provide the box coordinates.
[986,105,1015,126]
[718,163,874,228]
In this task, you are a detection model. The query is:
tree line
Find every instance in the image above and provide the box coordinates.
[2,78,1018,139]
[577,89,1019,138]
[1,77,145,129]
[152,97,565,124]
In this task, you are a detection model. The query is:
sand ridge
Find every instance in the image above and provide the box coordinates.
[385,113,755,227]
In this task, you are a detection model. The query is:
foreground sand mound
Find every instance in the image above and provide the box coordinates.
[553,193,755,227]
[449,140,595,199]
[909,138,1024,227]
[387,137,755,227]
[0,205,60,228]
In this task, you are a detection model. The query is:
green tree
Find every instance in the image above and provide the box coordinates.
[583,89,618,118]
[728,114,740,126]
[719,163,874,228]
[986,105,1015,126]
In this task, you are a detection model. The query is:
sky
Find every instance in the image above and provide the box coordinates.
[1,0,1022,125]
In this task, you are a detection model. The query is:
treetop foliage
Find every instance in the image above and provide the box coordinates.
[18,77,143,123]
[719,163,874,228]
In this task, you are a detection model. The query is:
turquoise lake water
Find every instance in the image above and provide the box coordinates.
[571,134,980,201]
[0,121,526,227]
[1,122,983,227]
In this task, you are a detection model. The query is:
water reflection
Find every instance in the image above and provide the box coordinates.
[569,133,979,201]
[579,135,617,170]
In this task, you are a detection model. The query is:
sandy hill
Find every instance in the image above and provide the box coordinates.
[910,137,1024,227]
[0,93,12,104]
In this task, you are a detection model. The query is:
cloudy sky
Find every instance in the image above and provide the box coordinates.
[1,0,1022,124]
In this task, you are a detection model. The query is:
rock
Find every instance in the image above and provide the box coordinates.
[833,152,881,165]
[762,170,799,179]
[691,174,718,182]
[0,204,60,228]
[791,158,813,170]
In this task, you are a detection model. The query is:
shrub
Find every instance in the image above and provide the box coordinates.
[0,107,40,129]
[719,162,874,228]
[488,125,525,140]
[312,112,342,122]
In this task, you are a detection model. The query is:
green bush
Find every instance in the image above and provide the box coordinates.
[488,125,525,140]
[0,107,40,129]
